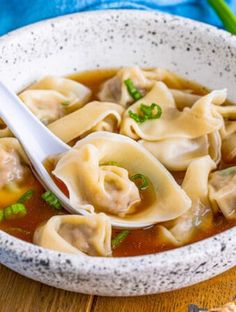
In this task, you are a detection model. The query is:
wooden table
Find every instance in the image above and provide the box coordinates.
[0,264,235,312]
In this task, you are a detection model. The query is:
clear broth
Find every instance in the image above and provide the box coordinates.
[0,68,235,257]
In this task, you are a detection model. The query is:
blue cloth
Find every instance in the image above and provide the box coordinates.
[0,0,236,36]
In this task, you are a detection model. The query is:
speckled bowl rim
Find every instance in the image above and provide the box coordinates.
[0,10,235,295]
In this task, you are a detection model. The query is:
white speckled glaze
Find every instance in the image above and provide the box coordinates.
[0,10,236,296]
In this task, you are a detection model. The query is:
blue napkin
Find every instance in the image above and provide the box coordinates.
[0,0,236,35]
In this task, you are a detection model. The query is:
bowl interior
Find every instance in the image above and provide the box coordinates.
[0,10,236,100]
[0,10,236,296]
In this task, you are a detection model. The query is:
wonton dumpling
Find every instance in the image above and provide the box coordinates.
[19,76,92,125]
[121,88,226,141]
[156,156,215,246]
[209,167,236,219]
[48,101,124,143]
[33,213,112,256]
[54,143,141,217]
[19,90,66,125]
[52,132,191,227]
[0,138,28,188]
[28,76,91,111]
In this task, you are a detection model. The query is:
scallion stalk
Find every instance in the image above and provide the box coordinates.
[208,0,236,35]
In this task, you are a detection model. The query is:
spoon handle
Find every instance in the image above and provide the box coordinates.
[0,81,83,215]
[0,81,68,163]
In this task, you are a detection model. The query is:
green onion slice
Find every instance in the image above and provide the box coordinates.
[131,173,149,190]
[208,0,236,35]
[112,230,130,249]
[128,103,162,124]
[124,79,142,101]
[128,110,144,123]
[4,203,27,220]
[140,103,162,119]
[42,191,62,209]
[105,161,119,166]
[18,189,34,203]
[61,100,71,106]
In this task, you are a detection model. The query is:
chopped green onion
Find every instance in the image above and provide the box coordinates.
[4,203,27,220]
[218,166,236,176]
[140,103,162,120]
[130,173,149,190]
[0,210,4,222]
[128,110,143,123]
[61,100,71,106]
[124,79,142,101]
[208,0,236,35]
[112,230,130,249]
[106,161,119,166]
[42,191,62,209]
[18,190,34,203]
[101,161,121,167]
[128,103,162,124]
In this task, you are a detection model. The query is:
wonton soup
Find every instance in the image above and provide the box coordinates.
[0,67,236,257]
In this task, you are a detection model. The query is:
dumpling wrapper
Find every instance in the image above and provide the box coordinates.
[121,86,226,141]
[209,167,236,220]
[140,130,221,171]
[52,132,191,228]
[19,90,66,125]
[33,213,112,256]
[19,76,91,125]
[28,76,91,111]
[170,89,201,110]
[48,101,124,143]
[140,136,208,171]
[156,156,215,246]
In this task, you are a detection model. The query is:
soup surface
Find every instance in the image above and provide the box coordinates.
[0,67,235,257]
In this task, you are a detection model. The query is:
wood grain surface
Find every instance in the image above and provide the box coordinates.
[0,264,235,312]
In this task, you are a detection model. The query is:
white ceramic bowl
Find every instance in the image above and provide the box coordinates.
[0,10,236,296]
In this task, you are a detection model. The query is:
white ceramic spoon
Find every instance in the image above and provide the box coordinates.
[0,81,144,229]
